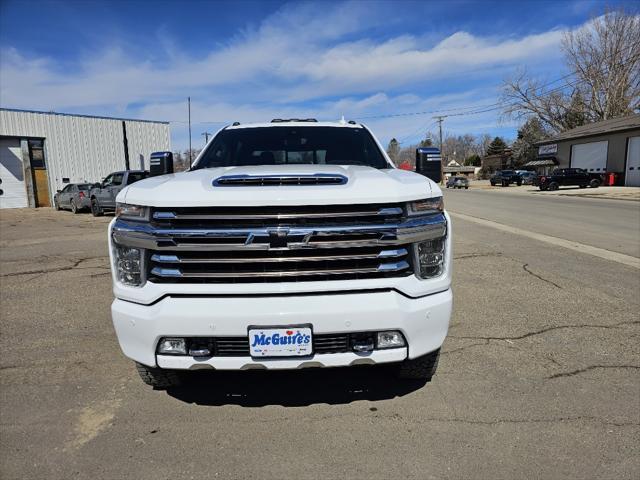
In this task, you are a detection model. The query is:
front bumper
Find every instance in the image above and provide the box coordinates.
[112,288,452,370]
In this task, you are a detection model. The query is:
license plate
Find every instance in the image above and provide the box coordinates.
[248,326,313,358]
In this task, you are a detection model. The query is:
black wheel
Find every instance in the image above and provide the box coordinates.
[490,181,495,186]
[54,199,60,211]
[516,179,522,186]
[465,186,469,189]
[396,349,440,381]
[91,198,103,217]
[446,185,449,188]
[135,362,182,389]
[548,182,559,191]
[71,200,79,214]
[589,179,600,188]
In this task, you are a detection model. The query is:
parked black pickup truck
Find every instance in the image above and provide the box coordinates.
[538,168,602,191]
[90,170,148,216]
[490,170,522,187]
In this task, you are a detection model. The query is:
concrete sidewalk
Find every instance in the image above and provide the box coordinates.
[465,180,640,201]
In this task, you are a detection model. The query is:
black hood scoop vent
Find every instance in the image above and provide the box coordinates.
[213,173,348,187]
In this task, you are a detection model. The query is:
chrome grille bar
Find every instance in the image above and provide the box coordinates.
[150,248,408,264]
[150,260,410,279]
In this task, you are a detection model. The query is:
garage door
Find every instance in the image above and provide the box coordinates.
[626,136,640,187]
[0,138,28,209]
[571,141,608,173]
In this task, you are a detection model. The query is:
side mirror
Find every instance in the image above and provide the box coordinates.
[56,189,61,193]
[149,151,174,177]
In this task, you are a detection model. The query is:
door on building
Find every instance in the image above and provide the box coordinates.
[625,136,640,187]
[29,139,50,207]
[0,137,28,209]
[570,141,608,173]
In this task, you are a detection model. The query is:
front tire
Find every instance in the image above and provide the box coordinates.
[54,199,60,211]
[91,198,103,217]
[135,362,182,389]
[396,349,440,381]
[548,182,559,191]
[71,200,79,214]
[590,179,600,188]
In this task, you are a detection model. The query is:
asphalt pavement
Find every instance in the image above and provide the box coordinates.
[0,194,638,479]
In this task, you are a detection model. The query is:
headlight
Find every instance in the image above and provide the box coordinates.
[407,197,443,215]
[113,243,145,286]
[414,236,446,279]
[115,203,149,220]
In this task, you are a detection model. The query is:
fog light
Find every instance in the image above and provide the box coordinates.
[158,338,187,355]
[377,331,406,349]
[415,237,445,279]
[114,244,144,286]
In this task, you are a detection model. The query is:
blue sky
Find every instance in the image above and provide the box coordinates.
[1,0,637,151]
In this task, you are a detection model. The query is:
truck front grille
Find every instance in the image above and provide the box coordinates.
[146,204,413,283]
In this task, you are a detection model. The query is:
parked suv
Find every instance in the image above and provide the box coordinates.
[490,170,522,186]
[54,183,93,213]
[538,168,602,191]
[90,170,147,216]
[108,120,453,389]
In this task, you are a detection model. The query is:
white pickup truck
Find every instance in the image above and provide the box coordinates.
[109,119,452,388]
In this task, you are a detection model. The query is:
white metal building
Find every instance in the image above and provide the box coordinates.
[0,108,171,208]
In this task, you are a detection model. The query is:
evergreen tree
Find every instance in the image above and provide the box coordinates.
[512,118,549,166]
[486,137,507,156]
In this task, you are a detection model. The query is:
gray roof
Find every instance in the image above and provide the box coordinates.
[539,113,640,144]
[0,107,170,125]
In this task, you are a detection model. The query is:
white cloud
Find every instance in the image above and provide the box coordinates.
[0,1,577,149]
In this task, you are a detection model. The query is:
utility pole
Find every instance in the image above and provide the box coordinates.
[434,115,447,184]
[202,131,212,144]
[188,97,192,167]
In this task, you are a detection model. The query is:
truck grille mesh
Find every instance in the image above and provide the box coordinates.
[178,333,359,357]
[147,204,414,283]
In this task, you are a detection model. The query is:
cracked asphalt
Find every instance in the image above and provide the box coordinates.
[1,191,639,480]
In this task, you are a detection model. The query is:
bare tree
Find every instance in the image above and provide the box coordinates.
[563,9,640,120]
[503,8,640,133]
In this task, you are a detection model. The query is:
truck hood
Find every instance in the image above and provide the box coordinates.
[120,164,439,207]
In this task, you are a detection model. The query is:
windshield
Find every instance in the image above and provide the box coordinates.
[194,126,390,170]
[502,170,514,175]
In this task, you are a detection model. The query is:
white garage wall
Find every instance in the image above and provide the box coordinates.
[570,141,608,172]
[0,109,170,205]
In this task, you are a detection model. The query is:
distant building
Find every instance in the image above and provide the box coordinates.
[481,148,513,173]
[0,108,171,208]
[534,114,640,186]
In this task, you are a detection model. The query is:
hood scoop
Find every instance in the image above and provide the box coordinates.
[213,173,348,187]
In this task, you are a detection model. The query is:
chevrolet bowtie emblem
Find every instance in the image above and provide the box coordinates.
[268,228,290,249]
[244,229,313,249]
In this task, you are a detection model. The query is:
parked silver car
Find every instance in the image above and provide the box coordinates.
[446,176,469,189]
[54,183,93,213]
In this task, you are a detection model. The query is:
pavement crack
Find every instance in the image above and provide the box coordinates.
[450,320,640,342]
[454,252,503,260]
[546,365,640,379]
[0,256,107,278]
[522,263,562,289]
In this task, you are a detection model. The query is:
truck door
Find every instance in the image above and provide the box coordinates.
[105,172,124,208]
